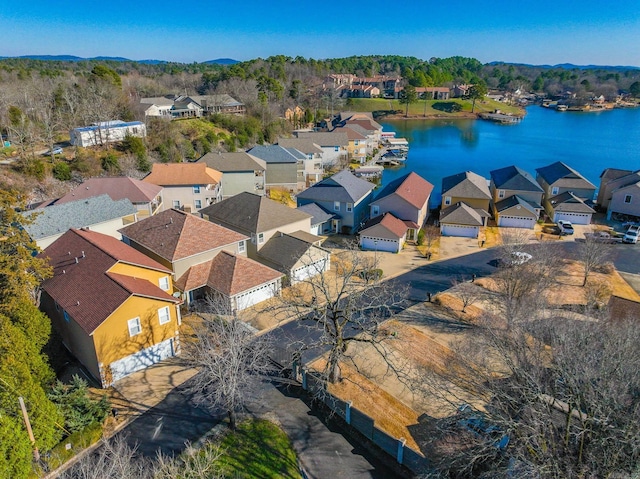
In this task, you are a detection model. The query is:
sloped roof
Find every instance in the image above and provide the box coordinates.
[258,232,327,271]
[600,168,632,181]
[39,229,176,335]
[440,202,489,226]
[490,165,543,192]
[441,171,491,200]
[296,131,349,147]
[374,172,433,209]
[119,208,247,262]
[143,163,222,186]
[276,138,323,155]
[334,126,367,140]
[495,195,538,216]
[53,177,162,205]
[200,192,311,234]
[286,230,324,244]
[297,170,375,203]
[22,194,135,240]
[536,161,596,189]
[247,145,304,164]
[360,213,408,239]
[296,202,339,225]
[549,192,596,213]
[197,152,266,172]
[175,251,282,296]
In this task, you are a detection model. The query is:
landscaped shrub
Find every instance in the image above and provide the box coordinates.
[417,229,425,246]
[52,161,71,181]
[48,375,110,434]
[359,268,383,282]
[101,153,120,173]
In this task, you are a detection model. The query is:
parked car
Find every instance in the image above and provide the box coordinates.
[44,146,63,156]
[623,225,640,244]
[557,220,574,235]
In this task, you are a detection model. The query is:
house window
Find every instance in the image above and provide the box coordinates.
[625,195,632,204]
[193,185,201,194]
[194,199,202,209]
[132,127,138,134]
[158,306,170,325]
[354,140,359,146]
[158,276,170,291]
[346,203,353,212]
[444,196,452,206]
[127,317,142,337]
[238,240,246,253]
[551,186,559,195]
[334,201,341,211]
[173,200,181,208]
[498,190,505,199]
[63,310,70,322]
[258,233,264,244]
[372,205,379,216]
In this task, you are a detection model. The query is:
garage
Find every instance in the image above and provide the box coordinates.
[234,281,279,311]
[553,212,592,225]
[441,224,479,238]
[360,236,401,253]
[498,216,536,229]
[109,338,176,384]
[292,258,329,283]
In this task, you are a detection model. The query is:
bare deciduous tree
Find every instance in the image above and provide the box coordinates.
[577,231,613,286]
[450,280,483,313]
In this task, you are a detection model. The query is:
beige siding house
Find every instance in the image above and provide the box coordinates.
[197,151,266,198]
[441,171,491,211]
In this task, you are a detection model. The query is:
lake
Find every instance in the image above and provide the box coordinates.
[379,106,640,206]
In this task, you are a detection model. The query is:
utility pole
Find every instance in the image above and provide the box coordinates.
[18,397,40,461]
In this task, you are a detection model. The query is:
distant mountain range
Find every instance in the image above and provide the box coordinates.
[488,61,640,71]
[0,55,240,65]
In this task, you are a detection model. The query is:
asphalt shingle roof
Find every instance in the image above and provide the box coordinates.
[197,152,266,172]
[296,203,339,225]
[440,202,489,226]
[360,212,408,239]
[257,232,326,271]
[495,195,538,216]
[374,172,433,209]
[296,170,375,203]
[490,165,543,192]
[276,138,323,155]
[53,177,162,205]
[143,163,222,186]
[441,171,491,200]
[296,131,348,147]
[536,161,596,189]
[247,145,303,163]
[549,192,596,213]
[199,192,311,234]
[22,194,135,240]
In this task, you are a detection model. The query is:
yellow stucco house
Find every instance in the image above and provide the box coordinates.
[39,228,182,387]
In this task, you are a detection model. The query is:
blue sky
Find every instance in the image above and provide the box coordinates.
[2,0,639,66]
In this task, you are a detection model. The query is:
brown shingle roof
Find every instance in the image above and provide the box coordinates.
[175,251,282,296]
[39,229,176,335]
[375,172,433,209]
[360,213,408,239]
[119,209,247,262]
[143,163,222,186]
[53,177,162,205]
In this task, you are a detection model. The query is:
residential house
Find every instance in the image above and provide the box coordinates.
[143,162,223,212]
[489,165,544,228]
[296,170,376,234]
[441,171,492,211]
[415,87,450,100]
[452,84,472,98]
[39,229,181,387]
[257,232,331,284]
[70,120,146,147]
[199,192,312,259]
[297,202,339,235]
[333,126,367,164]
[369,172,434,241]
[341,84,381,98]
[119,209,282,310]
[246,144,302,193]
[197,151,266,198]
[598,169,640,220]
[52,176,163,219]
[276,137,324,186]
[359,213,410,253]
[536,161,596,224]
[295,131,349,168]
[140,94,245,119]
[23,194,136,249]
[439,202,490,238]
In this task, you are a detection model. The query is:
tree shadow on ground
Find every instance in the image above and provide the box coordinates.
[432,102,463,113]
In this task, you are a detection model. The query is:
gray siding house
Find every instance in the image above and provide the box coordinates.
[197,151,266,198]
[489,165,544,228]
[296,170,376,234]
[247,145,302,193]
[598,169,640,219]
[536,162,596,224]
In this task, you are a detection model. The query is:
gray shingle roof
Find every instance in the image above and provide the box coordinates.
[296,170,375,203]
[490,165,543,192]
[441,171,491,199]
[197,151,266,172]
[199,192,311,234]
[257,232,325,272]
[296,131,349,147]
[536,161,596,189]
[440,202,489,226]
[296,203,339,225]
[495,195,538,216]
[277,138,323,155]
[549,192,596,213]
[247,145,303,164]
[23,194,135,240]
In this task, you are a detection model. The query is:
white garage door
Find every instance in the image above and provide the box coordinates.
[553,212,591,225]
[292,258,328,283]
[499,216,535,229]
[235,282,278,311]
[441,224,479,238]
[110,338,175,383]
[360,236,400,253]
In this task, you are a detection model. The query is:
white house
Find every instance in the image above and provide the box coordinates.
[70,120,146,147]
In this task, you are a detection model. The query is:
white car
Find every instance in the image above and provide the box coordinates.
[623,225,640,244]
[557,220,574,235]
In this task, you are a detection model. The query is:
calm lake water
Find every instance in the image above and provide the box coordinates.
[379,106,640,205]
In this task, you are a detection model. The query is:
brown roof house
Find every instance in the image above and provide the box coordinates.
[39,229,181,387]
[52,176,163,219]
[359,212,411,253]
[536,161,596,224]
[143,163,223,213]
[118,208,280,309]
[369,172,434,242]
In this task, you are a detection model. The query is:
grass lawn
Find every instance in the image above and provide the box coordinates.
[214,419,301,478]
[347,97,523,117]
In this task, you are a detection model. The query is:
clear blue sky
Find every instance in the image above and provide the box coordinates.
[2,0,639,66]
